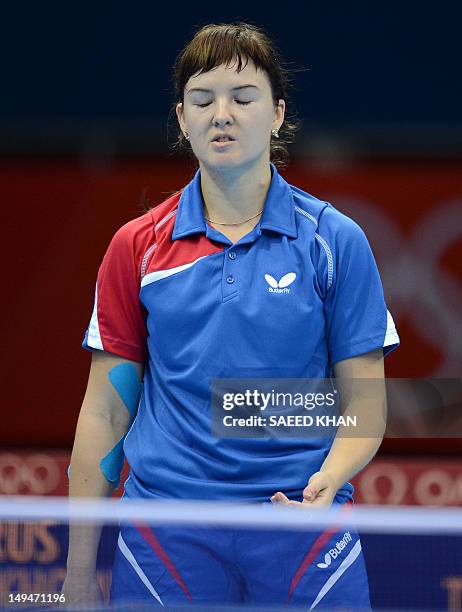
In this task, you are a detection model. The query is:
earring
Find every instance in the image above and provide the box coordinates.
[184,132,190,141]
[271,129,279,138]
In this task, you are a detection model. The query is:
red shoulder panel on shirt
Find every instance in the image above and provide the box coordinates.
[144,192,224,275]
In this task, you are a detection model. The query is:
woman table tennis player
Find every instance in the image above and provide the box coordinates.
[63,22,399,609]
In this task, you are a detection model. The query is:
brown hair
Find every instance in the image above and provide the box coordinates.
[168,21,302,170]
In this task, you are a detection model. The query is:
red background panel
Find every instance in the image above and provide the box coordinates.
[2,158,461,450]
[1,451,460,507]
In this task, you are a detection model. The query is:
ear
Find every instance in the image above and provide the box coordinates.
[176,102,185,133]
[273,98,286,132]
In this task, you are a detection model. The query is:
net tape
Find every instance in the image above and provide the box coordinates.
[0,497,461,534]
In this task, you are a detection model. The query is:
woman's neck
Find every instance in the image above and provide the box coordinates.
[199,159,272,225]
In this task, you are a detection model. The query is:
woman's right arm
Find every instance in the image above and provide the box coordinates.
[63,349,143,602]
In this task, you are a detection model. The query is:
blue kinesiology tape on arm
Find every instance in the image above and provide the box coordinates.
[99,363,142,486]
[67,363,142,488]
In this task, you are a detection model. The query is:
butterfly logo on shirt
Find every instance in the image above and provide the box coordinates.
[264,272,297,294]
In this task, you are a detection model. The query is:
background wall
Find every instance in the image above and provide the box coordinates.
[2,3,461,157]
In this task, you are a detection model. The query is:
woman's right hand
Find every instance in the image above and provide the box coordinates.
[61,568,104,607]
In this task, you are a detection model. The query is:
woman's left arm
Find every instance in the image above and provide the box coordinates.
[271,348,387,507]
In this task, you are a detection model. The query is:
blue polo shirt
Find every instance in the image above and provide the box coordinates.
[83,162,399,502]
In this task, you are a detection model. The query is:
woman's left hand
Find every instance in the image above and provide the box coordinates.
[270,471,337,508]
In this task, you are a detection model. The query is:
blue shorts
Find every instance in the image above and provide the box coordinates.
[110,503,371,610]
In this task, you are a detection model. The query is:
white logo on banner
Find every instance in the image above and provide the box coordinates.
[0,454,60,495]
[332,196,462,376]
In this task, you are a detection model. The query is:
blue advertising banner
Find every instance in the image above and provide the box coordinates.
[1,523,461,610]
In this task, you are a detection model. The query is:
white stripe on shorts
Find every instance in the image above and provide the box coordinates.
[309,539,362,610]
[117,532,164,605]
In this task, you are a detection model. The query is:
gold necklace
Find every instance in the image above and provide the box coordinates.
[204,208,263,226]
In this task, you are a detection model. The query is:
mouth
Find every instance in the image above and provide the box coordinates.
[211,136,236,149]
[211,135,236,143]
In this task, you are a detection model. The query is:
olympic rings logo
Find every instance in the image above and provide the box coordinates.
[357,462,462,506]
[0,454,61,495]
[334,196,462,376]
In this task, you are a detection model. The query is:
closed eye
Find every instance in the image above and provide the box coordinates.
[195,100,252,108]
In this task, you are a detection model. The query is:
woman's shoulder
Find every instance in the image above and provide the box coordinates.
[289,183,367,243]
[149,190,184,227]
[110,191,184,251]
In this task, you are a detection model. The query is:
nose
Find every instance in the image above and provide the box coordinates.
[212,97,233,127]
